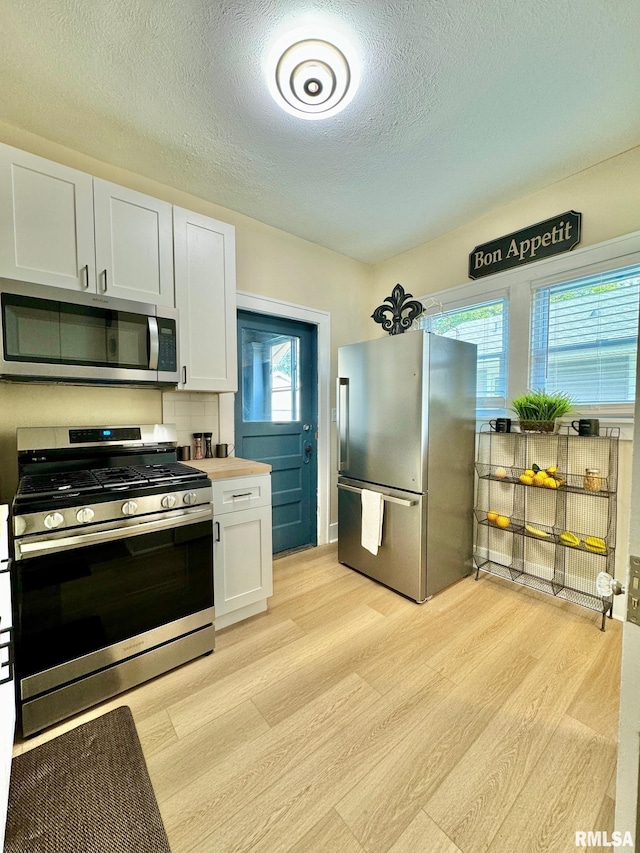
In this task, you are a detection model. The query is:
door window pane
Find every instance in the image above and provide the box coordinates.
[241,328,300,422]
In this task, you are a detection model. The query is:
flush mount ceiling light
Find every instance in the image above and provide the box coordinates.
[267,27,360,120]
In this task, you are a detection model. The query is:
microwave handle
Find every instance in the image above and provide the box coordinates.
[148,317,159,370]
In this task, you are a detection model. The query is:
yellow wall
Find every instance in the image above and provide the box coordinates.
[0,121,373,507]
[0,386,161,503]
[373,144,640,301]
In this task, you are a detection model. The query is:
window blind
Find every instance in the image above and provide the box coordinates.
[530,264,640,406]
[425,297,507,406]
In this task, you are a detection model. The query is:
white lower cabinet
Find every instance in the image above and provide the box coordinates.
[213,475,273,629]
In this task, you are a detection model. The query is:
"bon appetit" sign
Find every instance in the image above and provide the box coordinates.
[468,211,581,280]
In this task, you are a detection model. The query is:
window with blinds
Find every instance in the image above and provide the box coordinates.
[424,297,507,408]
[530,264,640,406]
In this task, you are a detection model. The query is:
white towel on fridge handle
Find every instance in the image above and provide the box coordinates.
[361,488,384,555]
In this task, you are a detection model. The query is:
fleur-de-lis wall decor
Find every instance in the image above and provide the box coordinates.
[371,284,423,335]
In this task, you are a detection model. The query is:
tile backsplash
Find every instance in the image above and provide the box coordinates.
[162,391,219,454]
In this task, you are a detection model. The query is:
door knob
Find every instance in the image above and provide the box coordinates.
[303,424,312,431]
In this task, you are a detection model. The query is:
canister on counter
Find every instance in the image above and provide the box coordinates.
[583,468,602,492]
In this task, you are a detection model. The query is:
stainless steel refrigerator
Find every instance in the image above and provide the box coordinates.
[337,331,477,602]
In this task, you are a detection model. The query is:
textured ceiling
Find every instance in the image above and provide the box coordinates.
[1,0,639,263]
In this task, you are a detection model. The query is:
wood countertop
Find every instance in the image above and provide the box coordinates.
[188,457,271,480]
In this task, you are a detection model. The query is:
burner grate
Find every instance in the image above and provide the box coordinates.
[15,461,207,504]
[130,463,203,483]
[92,467,148,487]
[16,470,99,498]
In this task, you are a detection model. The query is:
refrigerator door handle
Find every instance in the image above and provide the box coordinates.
[337,483,417,508]
[337,377,349,472]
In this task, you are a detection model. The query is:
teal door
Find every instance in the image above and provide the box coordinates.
[235,311,318,554]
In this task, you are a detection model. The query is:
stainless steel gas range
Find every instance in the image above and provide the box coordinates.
[11,424,214,736]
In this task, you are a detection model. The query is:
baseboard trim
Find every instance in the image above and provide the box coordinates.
[215,600,267,630]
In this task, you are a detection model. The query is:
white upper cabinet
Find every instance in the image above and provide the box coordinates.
[0,142,96,291]
[93,179,174,307]
[0,144,174,306]
[173,207,237,392]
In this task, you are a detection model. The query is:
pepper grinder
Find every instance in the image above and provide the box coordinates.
[193,432,204,460]
[204,432,214,459]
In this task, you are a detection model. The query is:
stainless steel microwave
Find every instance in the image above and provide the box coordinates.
[0,279,179,386]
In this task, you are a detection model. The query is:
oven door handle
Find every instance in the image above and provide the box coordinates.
[15,505,213,559]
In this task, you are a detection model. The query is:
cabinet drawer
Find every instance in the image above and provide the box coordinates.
[213,475,271,515]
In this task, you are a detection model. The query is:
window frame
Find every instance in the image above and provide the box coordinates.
[416,228,640,427]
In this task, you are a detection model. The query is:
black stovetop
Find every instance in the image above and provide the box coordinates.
[15,462,206,502]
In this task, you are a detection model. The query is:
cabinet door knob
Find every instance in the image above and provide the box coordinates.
[82,264,90,289]
[103,269,108,292]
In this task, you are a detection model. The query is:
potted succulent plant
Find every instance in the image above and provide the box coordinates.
[509,389,574,433]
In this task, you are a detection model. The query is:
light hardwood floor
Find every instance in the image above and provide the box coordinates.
[15,544,622,852]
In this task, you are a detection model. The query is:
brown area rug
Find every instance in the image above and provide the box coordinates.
[4,706,171,853]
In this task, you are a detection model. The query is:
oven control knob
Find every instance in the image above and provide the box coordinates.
[161,494,177,509]
[121,501,138,516]
[44,512,65,530]
[183,492,198,506]
[76,507,95,524]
